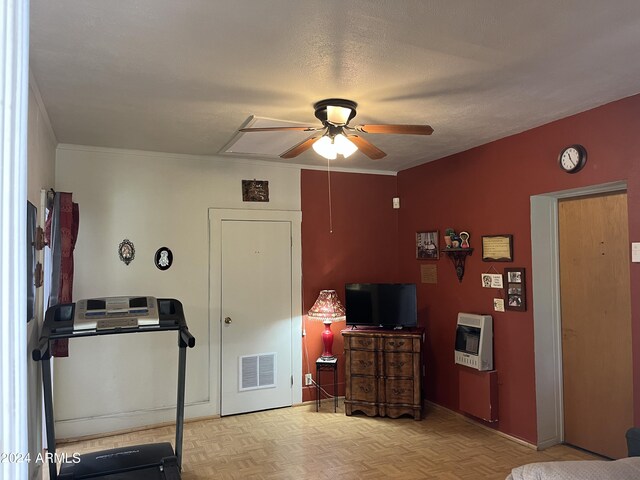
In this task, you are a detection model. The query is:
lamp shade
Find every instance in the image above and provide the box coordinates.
[308,290,346,322]
[312,136,337,160]
[333,134,358,158]
[326,105,353,125]
[312,133,359,160]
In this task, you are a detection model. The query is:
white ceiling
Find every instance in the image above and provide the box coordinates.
[29,1,640,173]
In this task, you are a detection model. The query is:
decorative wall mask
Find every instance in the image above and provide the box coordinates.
[155,247,173,270]
[118,239,135,265]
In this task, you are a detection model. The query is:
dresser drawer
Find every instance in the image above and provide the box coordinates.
[384,352,414,377]
[383,337,413,352]
[349,335,377,351]
[349,350,376,375]
[385,378,414,405]
[350,376,378,402]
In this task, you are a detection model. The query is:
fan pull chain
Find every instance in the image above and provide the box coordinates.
[327,157,333,233]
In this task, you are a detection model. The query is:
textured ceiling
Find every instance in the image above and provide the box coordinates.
[30,1,640,173]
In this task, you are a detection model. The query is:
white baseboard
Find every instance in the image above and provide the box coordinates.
[55,401,213,441]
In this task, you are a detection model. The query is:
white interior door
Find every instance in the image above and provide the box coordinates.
[221,220,293,416]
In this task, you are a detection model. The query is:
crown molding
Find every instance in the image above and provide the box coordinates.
[56,144,397,176]
[28,71,58,146]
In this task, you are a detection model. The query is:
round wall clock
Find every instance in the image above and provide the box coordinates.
[558,144,587,174]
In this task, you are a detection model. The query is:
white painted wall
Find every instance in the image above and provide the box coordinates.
[27,76,57,205]
[26,77,57,479]
[54,145,301,437]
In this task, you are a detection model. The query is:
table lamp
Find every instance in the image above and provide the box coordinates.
[308,289,346,359]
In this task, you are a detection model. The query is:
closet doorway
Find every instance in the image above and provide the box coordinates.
[209,209,302,417]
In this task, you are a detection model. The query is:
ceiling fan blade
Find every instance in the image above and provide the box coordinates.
[354,124,434,135]
[239,126,320,133]
[349,135,387,160]
[280,135,320,159]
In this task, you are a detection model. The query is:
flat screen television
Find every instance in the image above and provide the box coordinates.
[345,283,417,328]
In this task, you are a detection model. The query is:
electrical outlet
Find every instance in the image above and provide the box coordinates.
[305,373,313,386]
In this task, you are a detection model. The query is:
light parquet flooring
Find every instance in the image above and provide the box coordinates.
[51,401,596,479]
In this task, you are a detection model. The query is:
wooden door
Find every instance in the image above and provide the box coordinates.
[559,192,633,459]
[220,220,293,416]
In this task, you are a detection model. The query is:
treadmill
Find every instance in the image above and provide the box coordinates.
[33,297,195,480]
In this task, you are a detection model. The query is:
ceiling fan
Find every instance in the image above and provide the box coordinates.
[239,98,433,160]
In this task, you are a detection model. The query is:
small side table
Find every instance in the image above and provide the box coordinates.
[315,357,338,412]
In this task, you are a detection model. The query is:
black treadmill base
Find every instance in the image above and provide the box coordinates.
[59,465,180,480]
[58,443,180,480]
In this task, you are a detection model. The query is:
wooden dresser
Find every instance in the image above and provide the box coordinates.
[342,328,423,420]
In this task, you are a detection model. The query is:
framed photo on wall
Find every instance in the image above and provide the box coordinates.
[417,230,439,260]
[504,267,526,311]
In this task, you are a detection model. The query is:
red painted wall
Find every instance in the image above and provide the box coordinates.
[300,170,399,401]
[299,94,640,441]
[397,93,640,443]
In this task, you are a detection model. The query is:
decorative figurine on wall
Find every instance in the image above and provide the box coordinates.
[451,232,462,248]
[459,231,470,248]
[444,228,455,248]
[118,239,135,265]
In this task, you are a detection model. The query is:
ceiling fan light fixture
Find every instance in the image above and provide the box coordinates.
[326,106,353,126]
[334,133,358,158]
[313,133,359,160]
[312,135,337,160]
[240,98,430,161]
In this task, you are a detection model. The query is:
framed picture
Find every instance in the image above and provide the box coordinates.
[504,267,526,311]
[242,179,269,202]
[482,234,513,262]
[416,230,439,260]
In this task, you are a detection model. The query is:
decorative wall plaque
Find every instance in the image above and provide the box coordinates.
[481,235,513,262]
[242,180,269,202]
[155,247,173,270]
[118,239,135,265]
[420,264,438,284]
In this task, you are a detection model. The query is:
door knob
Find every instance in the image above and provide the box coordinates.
[224,317,232,324]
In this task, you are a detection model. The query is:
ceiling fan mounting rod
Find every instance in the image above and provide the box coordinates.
[326,124,344,138]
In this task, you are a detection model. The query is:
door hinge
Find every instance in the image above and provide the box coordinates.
[291,375,294,387]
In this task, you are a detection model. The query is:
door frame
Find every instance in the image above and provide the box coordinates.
[531,180,627,449]
[208,209,303,416]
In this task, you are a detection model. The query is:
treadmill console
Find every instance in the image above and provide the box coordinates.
[73,296,159,331]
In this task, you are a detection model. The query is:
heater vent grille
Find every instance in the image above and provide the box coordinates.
[239,353,276,391]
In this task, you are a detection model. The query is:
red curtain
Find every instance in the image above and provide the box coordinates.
[46,192,79,357]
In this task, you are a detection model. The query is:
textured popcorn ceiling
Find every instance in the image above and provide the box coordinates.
[29,1,640,172]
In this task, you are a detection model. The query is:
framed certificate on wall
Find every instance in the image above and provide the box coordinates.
[481,235,513,262]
